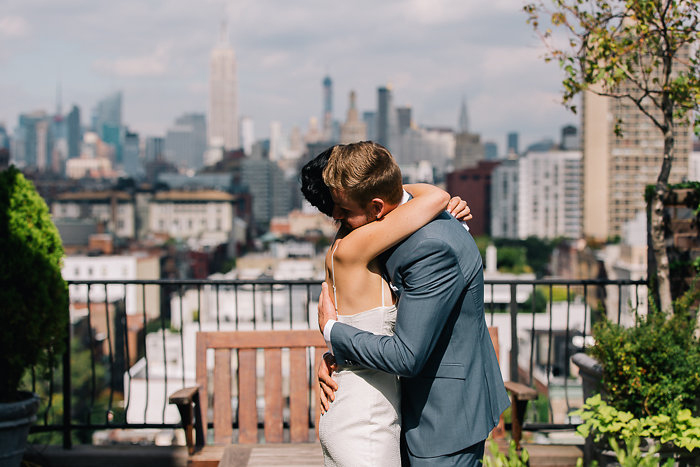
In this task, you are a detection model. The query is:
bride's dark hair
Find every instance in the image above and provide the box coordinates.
[300,146,335,217]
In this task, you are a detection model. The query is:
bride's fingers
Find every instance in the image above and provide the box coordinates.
[447,196,461,214]
[453,202,472,221]
[447,197,472,221]
[319,388,329,413]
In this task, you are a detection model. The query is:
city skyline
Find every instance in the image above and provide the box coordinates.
[1,0,577,150]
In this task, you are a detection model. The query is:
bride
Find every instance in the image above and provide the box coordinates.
[301,145,471,466]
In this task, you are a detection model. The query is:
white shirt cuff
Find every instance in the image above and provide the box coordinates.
[323,319,336,354]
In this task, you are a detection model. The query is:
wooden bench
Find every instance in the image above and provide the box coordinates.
[170,327,536,465]
[488,326,538,450]
[169,330,327,466]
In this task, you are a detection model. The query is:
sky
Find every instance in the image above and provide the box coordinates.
[0,0,578,152]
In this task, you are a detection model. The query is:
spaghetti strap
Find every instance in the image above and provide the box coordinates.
[330,241,340,311]
[381,274,385,307]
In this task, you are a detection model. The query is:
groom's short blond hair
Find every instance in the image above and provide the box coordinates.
[322,141,403,207]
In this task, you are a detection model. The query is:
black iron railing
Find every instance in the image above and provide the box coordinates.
[28,277,647,448]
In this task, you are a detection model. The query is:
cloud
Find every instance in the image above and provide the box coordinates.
[0,0,574,145]
[93,44,171,78]
[0,16,30,37]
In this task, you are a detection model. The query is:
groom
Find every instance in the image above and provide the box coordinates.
[317,142,510,466]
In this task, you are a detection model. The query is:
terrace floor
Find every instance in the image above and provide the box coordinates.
[24,441,583,466]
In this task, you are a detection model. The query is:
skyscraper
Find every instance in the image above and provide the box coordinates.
[560,125,580,151]
[208,23,239,150]
[14,111,50,169]
[506,132,519,155]
[484,142,498,160]
[92,92,122,138]
[322,75,333,141]
[66,105,81,159]
[396,106,412,135]
[363,112,377,141]
[92,92,123,164]
[376,85,395,150]
[454,98,484,169]
[458,98,469,133]
[242,158,293,231]
[582,88,691,239]
[239,117,255,156]
[165,113,207,170]
[144,136,164,161]
[340,91,366,144]
[490,159,519,239]
[269,121,281,161]
[518,149,582,239]
[0,124,9,150]
[123,130,141,178]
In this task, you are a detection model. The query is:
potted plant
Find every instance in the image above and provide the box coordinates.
[0,166,68,466]
[571,290,700,466]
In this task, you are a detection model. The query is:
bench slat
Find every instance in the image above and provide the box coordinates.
[238,348,258,443]
[204,330,326,349]
[289,348,310,442]
[196,333,209,443]
[264,348,284,443]
[214,348,233,444]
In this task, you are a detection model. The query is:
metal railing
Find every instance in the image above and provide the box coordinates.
[28,277,647,448]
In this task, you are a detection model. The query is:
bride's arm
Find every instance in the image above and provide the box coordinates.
[335,183,449,264]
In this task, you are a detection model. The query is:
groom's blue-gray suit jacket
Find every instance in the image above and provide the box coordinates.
[330,211,510,458]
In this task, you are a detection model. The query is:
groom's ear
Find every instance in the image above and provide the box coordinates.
[369,198,387,219]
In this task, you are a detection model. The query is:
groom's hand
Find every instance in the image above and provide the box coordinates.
[318,282,337,333]
[317,352,338,413]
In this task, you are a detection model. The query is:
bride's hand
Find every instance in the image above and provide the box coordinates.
[318,282,338,333]
[318,352,338,414]
[447,196,472,221]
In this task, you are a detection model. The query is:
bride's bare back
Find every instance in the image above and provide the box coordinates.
[324,183,450,315]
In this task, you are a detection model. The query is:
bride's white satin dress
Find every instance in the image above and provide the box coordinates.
[319,305,402,467]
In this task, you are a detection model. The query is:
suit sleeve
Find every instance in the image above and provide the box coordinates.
[330,237,466,377]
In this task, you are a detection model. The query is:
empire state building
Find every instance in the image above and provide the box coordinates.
[208,23,239,150]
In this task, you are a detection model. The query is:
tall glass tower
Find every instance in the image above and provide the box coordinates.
[322,76,333,141]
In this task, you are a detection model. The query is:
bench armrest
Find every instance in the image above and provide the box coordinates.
[168,385,204,454]
[504,381,537,401]
[504,381,538,450]
[169,386,200,405]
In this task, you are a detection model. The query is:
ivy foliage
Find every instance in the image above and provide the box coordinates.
[0,167,68,402]
[483,440,530,467]
[574,394,700,454]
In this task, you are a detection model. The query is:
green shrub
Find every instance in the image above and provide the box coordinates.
[497,246,529,274]
[0,167,68,402]
[588,311,700,418]
[521,289,547,313]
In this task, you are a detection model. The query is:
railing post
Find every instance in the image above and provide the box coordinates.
[509,283,519,383]
[62,320,72,449]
